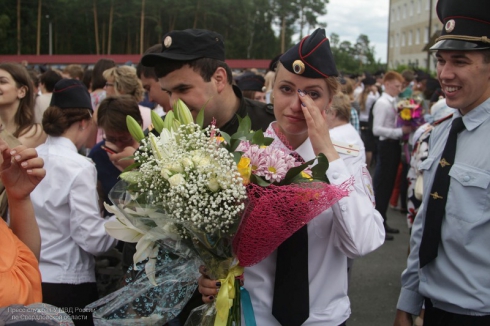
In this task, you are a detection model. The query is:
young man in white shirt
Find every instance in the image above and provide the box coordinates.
[372,71,411,240]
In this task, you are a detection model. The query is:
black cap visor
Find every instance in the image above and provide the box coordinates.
[430,39,490,51]
[141,52,202,67]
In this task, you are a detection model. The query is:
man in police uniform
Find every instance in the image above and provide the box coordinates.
[141,29,275,136]
[141,28,275,325]
[394,0,490,325]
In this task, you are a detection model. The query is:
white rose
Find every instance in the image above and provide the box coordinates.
[161,168,172,180]
[170,162,184,173]
[208,177,220,192]
[181,157,194,169]
[168,174,185,187]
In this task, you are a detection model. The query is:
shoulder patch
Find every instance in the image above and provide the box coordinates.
[332,140,360,156]
[433,113,453,126]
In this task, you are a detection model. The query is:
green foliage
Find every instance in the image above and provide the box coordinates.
[329,32,386,75]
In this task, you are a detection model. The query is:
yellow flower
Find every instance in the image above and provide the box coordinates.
[237,157,252,185]
[400,108,412,121]
[301,171,312,180]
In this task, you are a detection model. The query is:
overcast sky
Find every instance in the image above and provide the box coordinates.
[322,0,389,63]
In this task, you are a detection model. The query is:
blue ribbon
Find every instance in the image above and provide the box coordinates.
[240,286,256,326]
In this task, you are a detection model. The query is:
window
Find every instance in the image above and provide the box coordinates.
[403,4,407,19]
[416,29,420,44]
[390,36,394,48]
[424,27,429,43]
[417,0,421,13]
[391,9,395,22]
[396,33,400,47]
[397,7,400,21]
[410,1,414,16]
[402,33,406,46]
[408,30,413,45]
[426,0,430,10]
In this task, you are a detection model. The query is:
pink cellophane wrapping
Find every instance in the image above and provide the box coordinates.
[232,180,351,267]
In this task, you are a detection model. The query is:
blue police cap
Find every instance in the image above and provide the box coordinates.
[279,28,338,78]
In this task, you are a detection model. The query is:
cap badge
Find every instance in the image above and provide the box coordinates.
[445,19,456,33]
[164,36,172,48]
[292,60,305,75]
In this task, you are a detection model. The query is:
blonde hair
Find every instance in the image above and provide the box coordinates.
[330,93,351,122]
[103,66,145,102]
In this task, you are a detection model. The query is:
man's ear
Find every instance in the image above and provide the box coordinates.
[213,67,228,93]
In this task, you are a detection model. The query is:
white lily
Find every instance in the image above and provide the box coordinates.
[104,203,146,243]
[133,233,156,265]
[145,246,160,286]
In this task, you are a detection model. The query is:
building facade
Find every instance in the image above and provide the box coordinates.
[387,0,443,73]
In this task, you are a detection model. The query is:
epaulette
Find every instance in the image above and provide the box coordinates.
[332,140,360,156]
[433,113,453,126]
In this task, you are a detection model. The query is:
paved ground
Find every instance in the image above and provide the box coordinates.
[348,207,411,326]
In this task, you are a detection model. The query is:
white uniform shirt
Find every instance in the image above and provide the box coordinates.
[358,92,380,123]
[32,136,117,284]
[243,123,385,325]
[372,92,403,141]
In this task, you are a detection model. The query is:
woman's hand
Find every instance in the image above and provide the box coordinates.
[198,265,220,303]
[298,90,340,162]
[0,139,45,200]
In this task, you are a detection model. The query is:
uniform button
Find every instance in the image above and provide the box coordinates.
[332,172,339,179]
[341,205,347,212]
[463,175,470,182]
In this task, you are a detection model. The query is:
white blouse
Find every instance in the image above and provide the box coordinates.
[32,136,117,284]
[243,123,385,325]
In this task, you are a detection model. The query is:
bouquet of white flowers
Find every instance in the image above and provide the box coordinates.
[88,100,349,326]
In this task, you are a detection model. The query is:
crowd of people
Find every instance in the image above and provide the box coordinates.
[0,0,489,325]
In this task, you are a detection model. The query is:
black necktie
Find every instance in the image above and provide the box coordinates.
[272,153,309,326]
[419,117,465,268]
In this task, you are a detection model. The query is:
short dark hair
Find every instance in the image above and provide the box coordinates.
[91,58,116,91]
[40,70,62,92]
[97,95,143,132]
[154,57,233,84]
[137,44,161,80]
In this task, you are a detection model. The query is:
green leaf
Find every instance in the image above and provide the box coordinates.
[237,115,252,135]
[220,131,231,145]
[251,129,265,145]
[263,137,274,146]
[196,108,205,128]
[122,161,141,173]
[250,174,271,187]
[278,158,316,186]
[233,151,243,164]
[311,153,330,183]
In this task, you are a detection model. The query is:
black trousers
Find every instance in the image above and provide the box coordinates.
[424,299,490,326]
[373,139,401,221]
[42,282,98,326]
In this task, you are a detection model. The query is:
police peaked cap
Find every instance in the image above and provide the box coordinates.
[430,0,490,51]
[237,74,266,92]
[50,79,92,110]
[141,29,225,67]
[280,28,338,78]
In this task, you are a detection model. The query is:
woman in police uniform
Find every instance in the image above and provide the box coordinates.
[199,28,385,326]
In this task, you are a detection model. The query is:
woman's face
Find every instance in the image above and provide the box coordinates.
[0,69,25,109]
[272,65,331,144]
[253,91,267,103]
[104,77,117,97]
